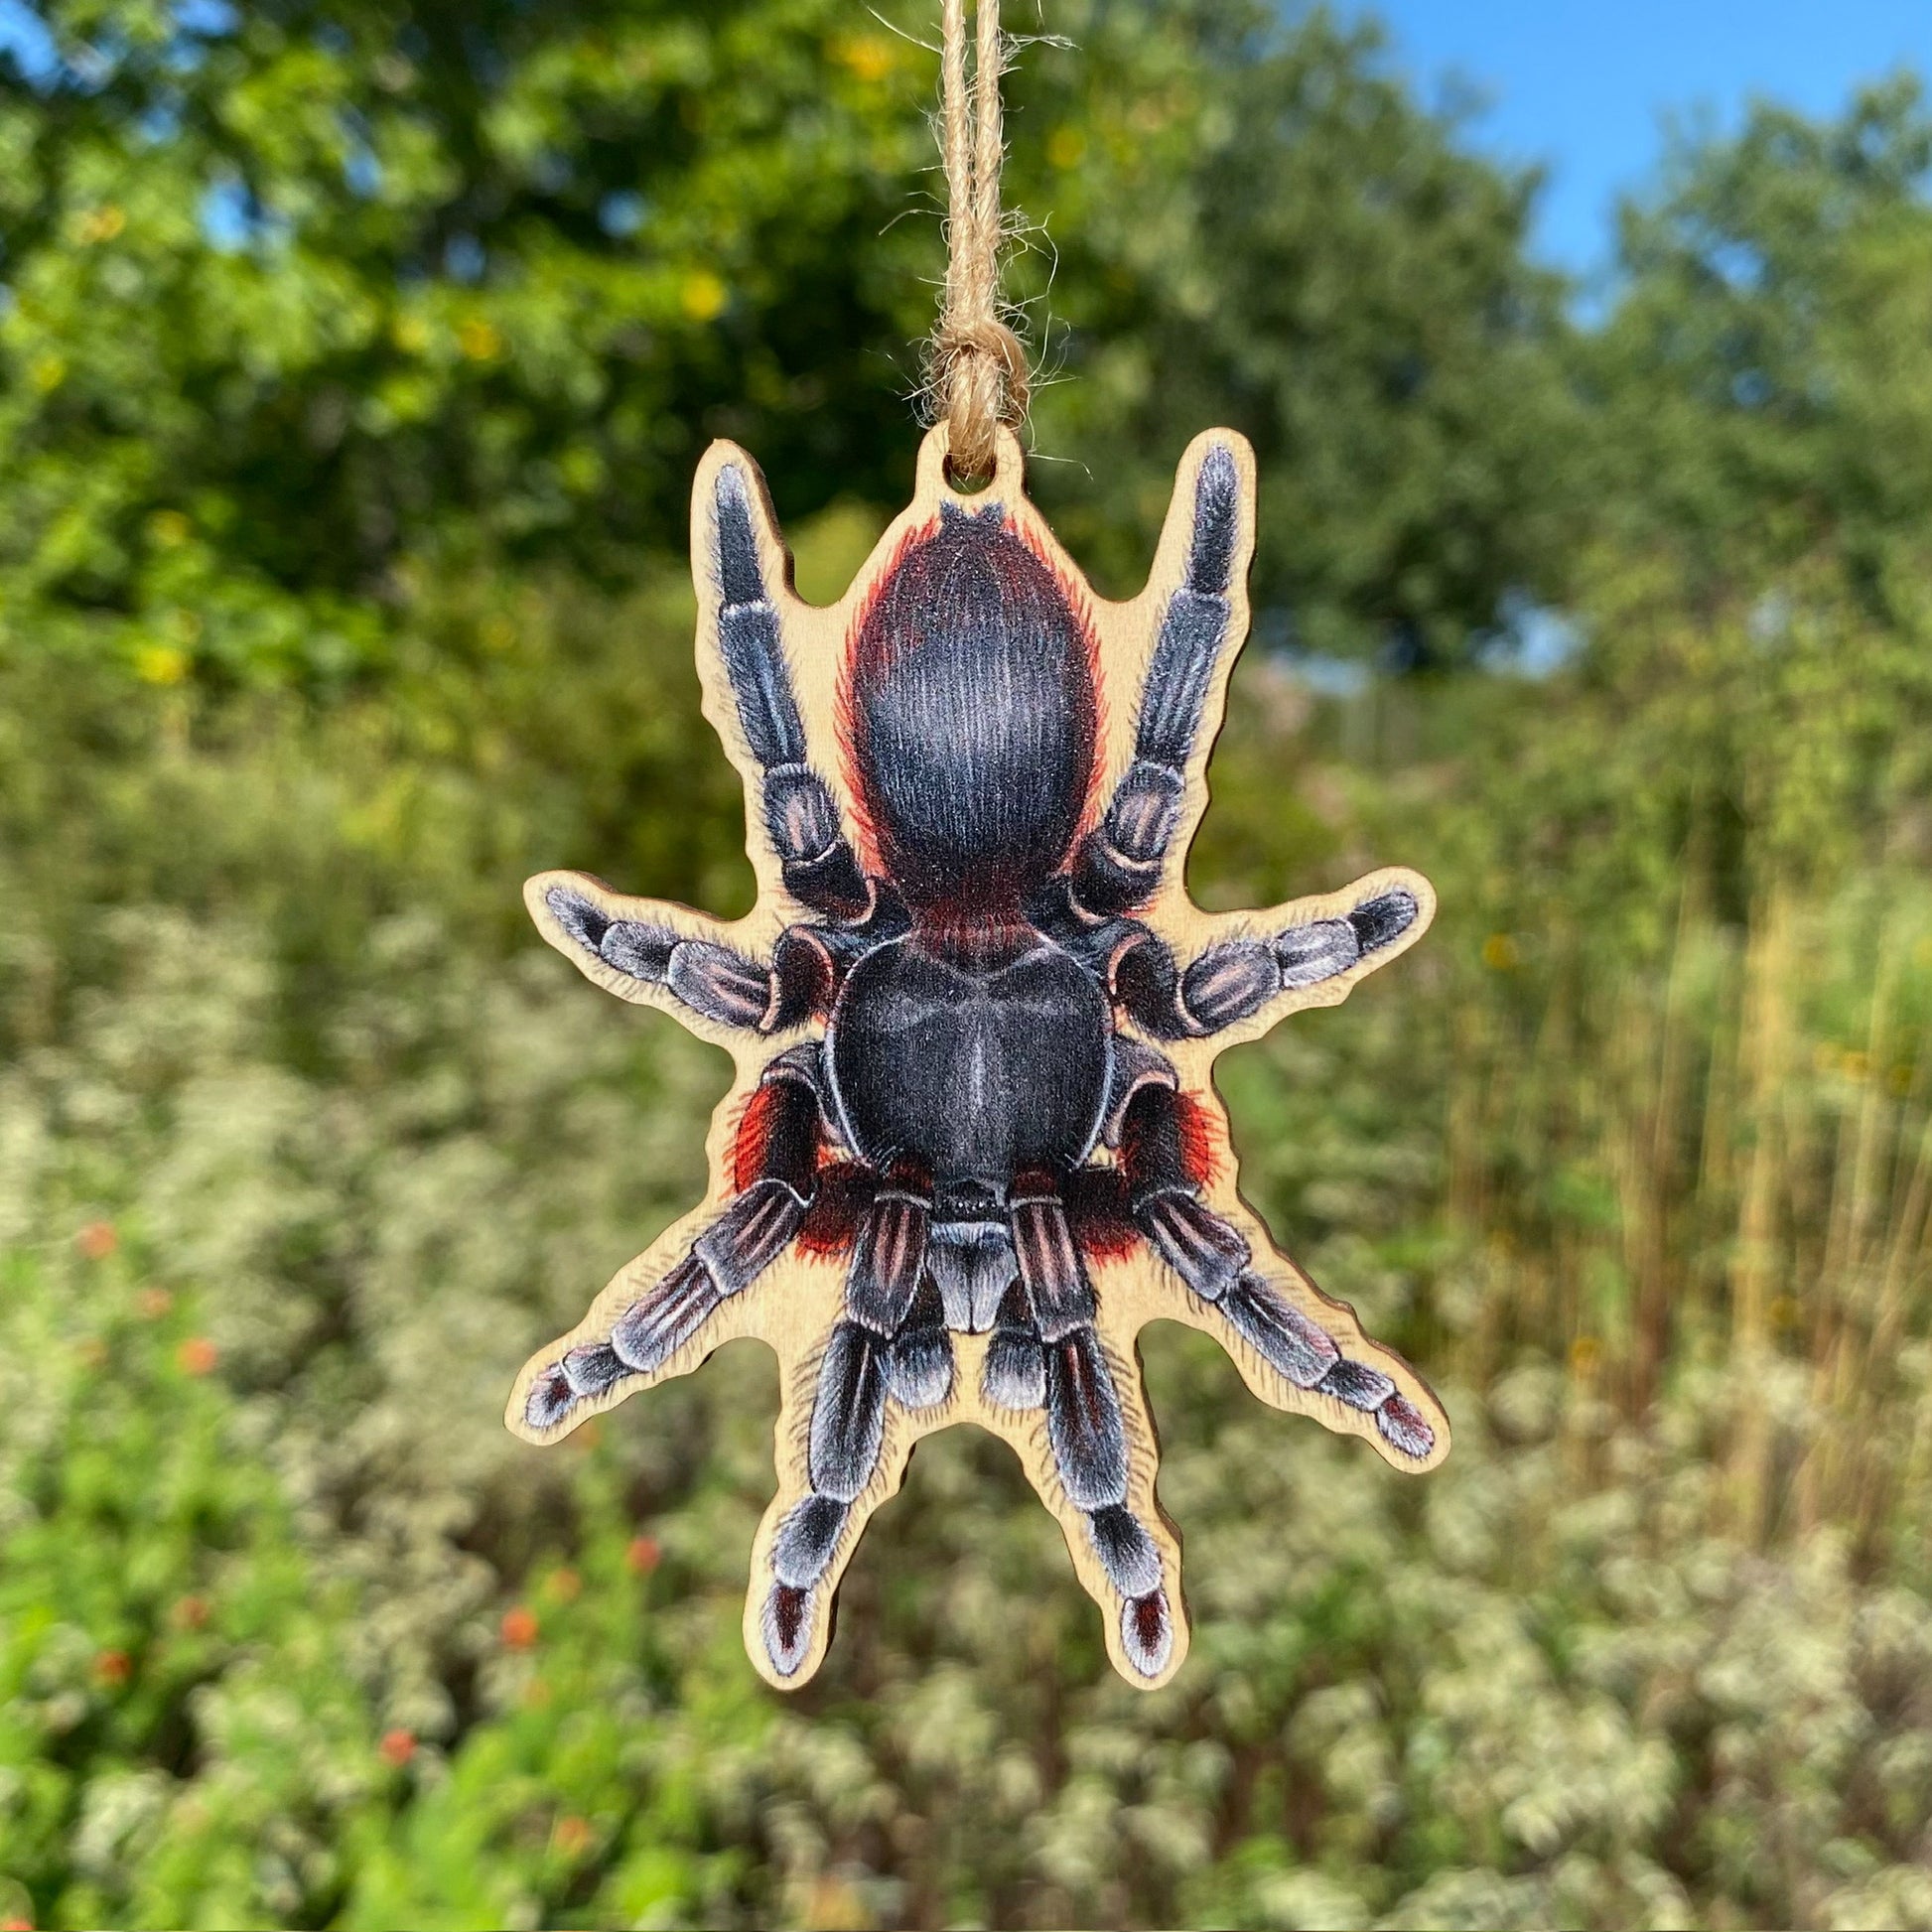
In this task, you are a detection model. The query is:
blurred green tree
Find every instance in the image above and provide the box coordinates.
[1439,79,1932,1456]
[1553,77,1932,914]
[1592,74,1932,600]
[0,0,1575,683]
[1019,5,1580,659]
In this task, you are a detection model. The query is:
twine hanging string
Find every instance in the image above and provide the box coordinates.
[930,0,1029,481]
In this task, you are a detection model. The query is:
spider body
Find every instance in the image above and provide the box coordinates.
[825,934,1113,1198]
[517,432,1444,1687]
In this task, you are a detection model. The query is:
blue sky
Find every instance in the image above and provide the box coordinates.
[1345,0,1932,278]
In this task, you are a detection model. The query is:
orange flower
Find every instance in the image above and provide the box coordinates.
[176,1337,218,1376]
[378,1727,417,1768]
[93,1649,132,1687]
[553,1814,595,1858]
[75,1221,117,1261]
[547,1568,582,1603]
[136,1287,174,1319]
[500,1604,539,1649]
[625,1535,661,1576]
[170,1595,210,1630]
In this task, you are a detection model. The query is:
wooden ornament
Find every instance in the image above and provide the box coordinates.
[506,423,1449,1692]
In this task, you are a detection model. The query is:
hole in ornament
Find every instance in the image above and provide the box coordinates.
[942,452,996,493]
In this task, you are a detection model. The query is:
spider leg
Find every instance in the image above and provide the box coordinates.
[1176,880,1425,1035]
[520,1048,825,1433]
[1066,441,1243,918]
[982,1277,1047,1410]
[537,875,839,1033]
[711,462,873,924]
[1092,879,1423,1041]
[1008,1178,1173,1679]
[760,1179,955,1677]
[1119,1081,1439,1460]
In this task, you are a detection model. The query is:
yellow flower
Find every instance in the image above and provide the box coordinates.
[1047,126,1088,170]
[1480,932,1519,971]
[391,313,431,354]
[681,270,728,323]
[457,317,502,361]
[135,644,191,685]
[1568,1334,1600,1375]
[832,33,895,82]
[71,205,126,245]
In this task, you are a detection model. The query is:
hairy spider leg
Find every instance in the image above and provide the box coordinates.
[713,462,874,923]
[1114,880,1425,1040]
[1017,434,1295,1038]
[540,880,848,1034]
[1028,440,1429,1039]
[1035,874,1424,1043]
[1169,883,1421,1034]
[522,1049,827,1433]
[761,1178,955,1677]
[1005,1176,1174,1679]
[1119,1082,1437,1460]
[1065,441,1241,920]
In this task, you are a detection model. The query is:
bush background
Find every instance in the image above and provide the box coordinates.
[4,3,1932,1926]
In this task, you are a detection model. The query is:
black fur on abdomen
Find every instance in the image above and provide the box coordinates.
[846,505,1096,911]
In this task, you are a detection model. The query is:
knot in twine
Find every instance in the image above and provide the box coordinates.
[929,0,1029,481]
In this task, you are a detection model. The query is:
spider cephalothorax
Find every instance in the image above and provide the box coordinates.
[509,427,1449,1691]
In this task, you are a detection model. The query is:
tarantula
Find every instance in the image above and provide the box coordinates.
[510,429,1447,1689]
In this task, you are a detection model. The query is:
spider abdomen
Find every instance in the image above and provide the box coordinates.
[824,934,1112,1189]
[846,505,1097,910]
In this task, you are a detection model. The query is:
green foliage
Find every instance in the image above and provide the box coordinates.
[1019,6,1578,655]
[6,633,1932,1925]
[0,1243,376,1928]
[0,0,1570,678]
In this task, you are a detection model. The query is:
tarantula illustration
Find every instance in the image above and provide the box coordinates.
[509,427,1449,1690]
